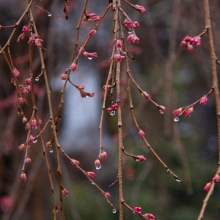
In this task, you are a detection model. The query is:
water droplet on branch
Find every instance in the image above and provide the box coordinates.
[47,12,52,17]
[174,117,179,122]
[110,111,115,116]
[33,139,37,143]
[35,77,39,81]
[112,208,117,214]
[95,164,101,170]
[49,148,53,153]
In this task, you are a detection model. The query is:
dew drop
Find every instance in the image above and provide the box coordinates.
[112,208,117,214]
[176,178,182,182]
[47,12,52,17]
[110,111,115,116]
[128,30,132,34]
[91,182,95,185]
[159,109,165,114]
[88,57,93,60]
[49,148,53,153]
[174,117,179,122]
[33,139,37,144]
[95,164,101,170]
[35,77,39,81]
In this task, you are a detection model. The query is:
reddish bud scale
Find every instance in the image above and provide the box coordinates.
[135,5,146,13]
[20,172,27,181]
[173,108,183,117]
[77,85,85,90]
[89,29,96,36]
[62,188,69,196]
[212,175,220,182]
[22,26,28,32]
[71,159,80,166]
[18,144,25,150]
[25,158,31,163]
[116,40,123,48]
[183,107,193,117]
[12,68,20,77]
[69,62,78,71]
[136,155,146,162]
[138,129,145,138]
[61,73,68,80]
[101,151,108,159]
[143,213,155,219]
[142,91,151,100]
[104,192,111,198]
[200,96,208,105]
[114,54,122,62]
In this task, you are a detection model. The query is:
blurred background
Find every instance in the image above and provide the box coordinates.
[0,0,220,219]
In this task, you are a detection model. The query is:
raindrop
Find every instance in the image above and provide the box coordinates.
[174,117,179,122]
[91,182,95,185]
[47,12,52,17]
[176,178,182,182]
[49,148,53,153]
[121,56,125,58]
[35,77,39,81]
[95,164,101,170]
[166,169,171,173]
[88,57,93,60]
[159,109,165,114]
[110,111,115,116]
[112,208,117,214]
[34,126,38,129]
[33,139,37,144]
[128,30,132,34]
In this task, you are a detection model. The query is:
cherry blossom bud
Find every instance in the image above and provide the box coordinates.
[143,213,155,219]
[12,68,20,77]
[25,122,31,130]
[87,92,95,97]
[112,103,119,110]
[20,172,27,181]
[69,62,78,71]
[38,119,42,125]
[138,129,145,138]
[183,36,192,42]
[133,21,140,28]
[71,159,80,166]
[62,188,69,196]
[89,29,96,36]
[87,171,95,178]
[104,192,111,198]
[18,97,26,104]
[187,44,194,51]
[158,105,166,114]
[46,141,52,147]
[22,26,28,32]
[114,54,122,62]
[200,96,208,105]
[212,175,220,182]
[136,155,146,162]
[31,119,37,128]
[25,158,31,163]
[135,5,146,13]
[204,182,211,191]
[180,40,187,47]
[124,19,133,27]
[61,73,68,80]
[101,151,108,159]
[28,37,35,45]
[80,91,87,98]
[94,159,101,170]
[191,36,201,46]
[83,51,98,59]
[183,107,193,117]
[22,115,28,124]
[133,206,142,214]
[116,40,123,48]
[77,85,85,90]
[35,38,43,47]
[18,144,25,150]
[173,108,183,117]
[142,91,151,100]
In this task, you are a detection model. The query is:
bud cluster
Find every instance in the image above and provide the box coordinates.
[180,35,201,51]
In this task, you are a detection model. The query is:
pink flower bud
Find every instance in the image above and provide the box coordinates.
[80,91,87,98]
[173,108,183,117]
[46,141,53,147]
[183,107,193,117]
[22,116,28,124]
[25,122,31,130]
[135,5,146,13]
[87,92,95,97]
[69,62,78,71]
[200,96,208,105]
[136,155,146,162]
[31,119,37,128]
[124,19,133,27]
[133,206,142,214]
[18,97,26,104]
[25,78,31,84]
[18,144,25,150]
[71,159,80,166]
[61,73,68,80]
[143,213,155,219]
[116,40,123,48]
[28,37,35,45]
[62,188,69,196]
[142,91,151,100]
[212,175,220,182]
[20,172,27,181]
[183,36,192,42]
[87,171,96,178]
[12,68,20,77]
[204,182,211,191]
[35,38,43,47]
[105,192,111,198]
[94,159,101,170]
[138,129,145,138]
[25,158,31,163]
[101,151,108,159]
[89,29,96,36]
[191,36,201,46]
[114,54,122,62]
[180,40,187,47]
[158,105,166,114]
[77,85,85,90]
[187,44,194,51]
[133,21,140,28]
[22,26,28,32]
